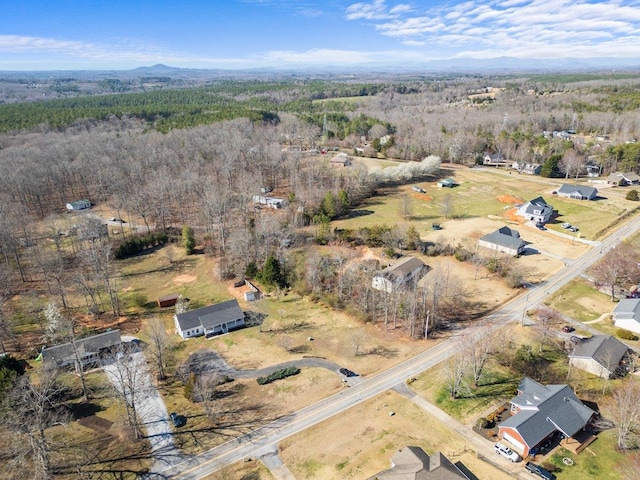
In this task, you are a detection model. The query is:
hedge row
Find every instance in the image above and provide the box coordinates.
[114,232,169,259]
[257,366,300,385]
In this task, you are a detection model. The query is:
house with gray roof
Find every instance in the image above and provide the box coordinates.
[174,299,245,339]
[41,329,121,371]
[498,378,596,457]
[368,446,470,480]
[516,197,553,224]
[606,172,640,186]
[556,184,598,200]
[478,226,526,256]
[568,335,630,379]
[372,256,430,293]
[612,298,640,335]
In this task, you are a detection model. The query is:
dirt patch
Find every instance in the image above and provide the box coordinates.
[77,415,113,433]
[412,192,433,201]
[173,274,197,285]
[497,194,524,205]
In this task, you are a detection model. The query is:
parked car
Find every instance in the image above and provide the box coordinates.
[536,223,547,230]
[494,442,521,462]
[339,368,357,377]
[432,223,442,230]
[561,223,571,229]
[525,461,555,479]
[170,412,187,428]
[412,186,426,193]
[562,325,575,333]
[568,226,579,232]
[570,335,583,343]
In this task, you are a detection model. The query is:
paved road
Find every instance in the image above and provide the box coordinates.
[158,214,640,479]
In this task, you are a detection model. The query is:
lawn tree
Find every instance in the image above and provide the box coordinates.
[441,193,454,219]
[44,303,90,402]
[533,306,561,352]
[277,334,295,353]
[559,148,585,179]
[399,193,413,220]
[182,225,196,255]
[175,294,190,315]
[442,352,468,399]
[81,234,121,317]
[102,345,146,439]
[2,370,70,480]
[590,243,640,301]
[467,333,493,388]
[145,316,172,381]
[607,380,640,450]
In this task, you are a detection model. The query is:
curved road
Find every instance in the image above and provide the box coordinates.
[157,214,640,479]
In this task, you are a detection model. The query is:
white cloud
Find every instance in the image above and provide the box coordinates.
[345,0,640,58]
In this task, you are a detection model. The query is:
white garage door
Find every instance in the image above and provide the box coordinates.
[502,432,526,454]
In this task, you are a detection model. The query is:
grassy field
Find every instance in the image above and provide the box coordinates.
[278,390,514,480]
[545,278,613,322]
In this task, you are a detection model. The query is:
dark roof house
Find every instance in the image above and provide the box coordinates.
[557,184,597,200]
[368,446,470,480]
[174,299,245,339]
[498,378,596,457]
[41,330,122,370]
[516,197,553,224]
[478,226,526,256]
[569,335,630,379]
[606,172,640,186]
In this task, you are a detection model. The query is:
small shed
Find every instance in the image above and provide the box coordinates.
[158,293,180,308]
[66,199,91,211]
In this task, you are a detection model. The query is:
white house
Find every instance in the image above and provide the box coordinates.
[174,299,245,339]
[612,298,640,335]
[372,256,430,293]
[516,197,553,224]
[66,199,91,211]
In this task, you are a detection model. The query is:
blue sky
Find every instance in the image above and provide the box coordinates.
[2,0,640,70]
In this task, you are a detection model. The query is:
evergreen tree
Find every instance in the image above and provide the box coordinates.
[182,225,195,255]
[261,256,284,287]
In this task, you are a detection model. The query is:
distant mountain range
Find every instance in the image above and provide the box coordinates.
[1,58,639,80]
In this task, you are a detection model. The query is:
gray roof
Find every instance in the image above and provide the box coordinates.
[369,447,469,480]
[41,330,121,364]
[175,299,244,332]
[569,335,629,371]
[377,256,428,281]
[522,196,552,215]
[557,184,597,198]
[613,298,640,321]
[479,226,525,251]
[500,378,595,448]
[607,172,640,183]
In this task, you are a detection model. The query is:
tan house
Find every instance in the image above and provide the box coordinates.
[368,446,471,480]
[569,335,630,379]
[372,256,430,293]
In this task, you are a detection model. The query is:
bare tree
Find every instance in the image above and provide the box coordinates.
[466,333,493,388]
[441,193,454,219]
[2,371,70,480]
[591,244,640,301]
[144,317,172,381]
[607,381,640,450]
[102,345,146,439]
[533,306,561,352]
[442,353,468,399]
[44,303,90,402]
[277,334,295,353]
[399,193,413,220]
[559,148,585,180]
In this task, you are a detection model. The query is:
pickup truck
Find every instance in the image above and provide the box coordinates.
[525,462,555,480]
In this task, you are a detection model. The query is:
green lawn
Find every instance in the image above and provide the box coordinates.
[546,431,628,480]
[545,278,612,322]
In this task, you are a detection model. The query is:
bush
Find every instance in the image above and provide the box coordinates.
[114,232,169,259]
[542,462,560,473]
[626,189,639,201]
[257,366,300,385]
[616,328,639,341]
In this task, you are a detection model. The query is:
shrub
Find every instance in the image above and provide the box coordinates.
[616,328,639,341]
[257,366,300,385]
[542,462,560,473]
[626,189,639,201]
[183,373,197,401]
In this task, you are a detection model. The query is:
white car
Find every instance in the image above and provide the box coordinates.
[495,442,521,462]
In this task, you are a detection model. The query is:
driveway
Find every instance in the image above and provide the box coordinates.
[102,336,183,475]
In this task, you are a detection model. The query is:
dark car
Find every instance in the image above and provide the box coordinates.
[525,461,555,480]
[432,224,442,230]
[536,222,547,230]
[170,412,187,428]
[562,325,575,333]
[339,368,357,377]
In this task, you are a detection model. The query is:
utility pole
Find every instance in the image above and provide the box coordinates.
[521,291,530,327]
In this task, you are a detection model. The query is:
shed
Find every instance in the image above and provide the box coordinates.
[66,199,91,211]
[158,293,180,308]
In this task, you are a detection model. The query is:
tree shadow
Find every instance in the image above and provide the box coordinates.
[278,321,313,333]
[68,401,104,419]
[289,344,310,354]
[361,345,399,358]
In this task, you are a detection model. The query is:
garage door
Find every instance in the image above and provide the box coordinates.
[502,432,526,454]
